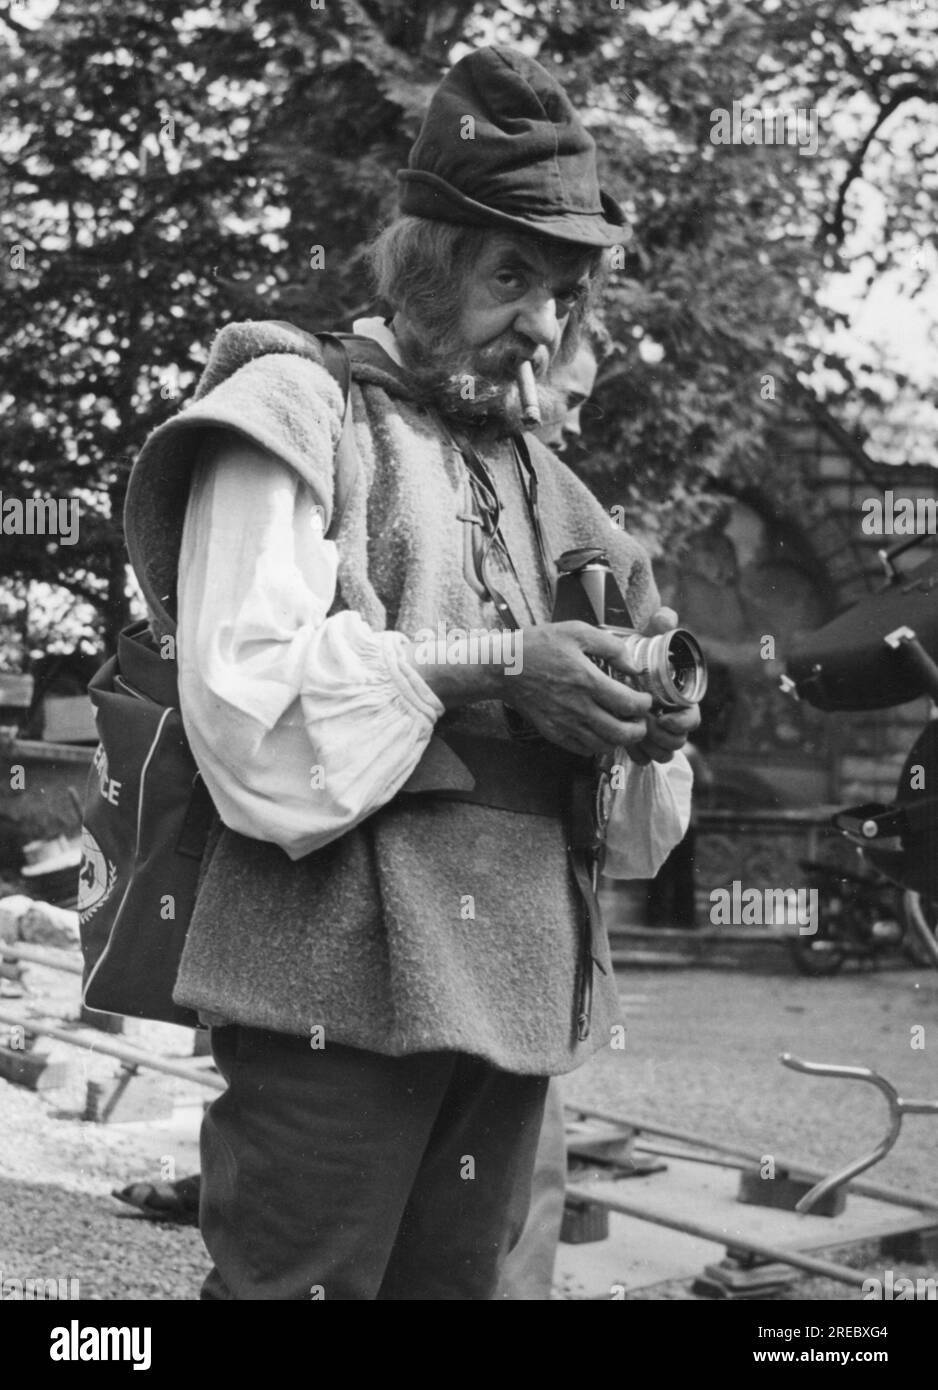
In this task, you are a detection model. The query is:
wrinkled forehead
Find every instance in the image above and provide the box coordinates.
[474,230,598,281]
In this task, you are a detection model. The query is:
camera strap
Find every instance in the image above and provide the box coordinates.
[436,417,607,1042]
[441,422,554,629]
[511,433,556,603]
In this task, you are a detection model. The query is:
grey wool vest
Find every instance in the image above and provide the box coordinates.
[124,320,660,1076]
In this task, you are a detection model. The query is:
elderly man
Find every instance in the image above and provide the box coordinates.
[125,45,697,1301]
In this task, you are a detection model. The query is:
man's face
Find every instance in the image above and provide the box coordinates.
[393,229,595,431]
[455,233,592,379]
[540,342,599,451]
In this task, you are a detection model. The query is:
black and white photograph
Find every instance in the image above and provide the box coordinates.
[0,0,936,1352]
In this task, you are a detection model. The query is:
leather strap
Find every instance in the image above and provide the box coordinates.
[439,421,553,631]
[264,324,360,537]
[316,332,359,534]
[407,415,608,1040]
[399,729,585,819]
[565,769,609,1041]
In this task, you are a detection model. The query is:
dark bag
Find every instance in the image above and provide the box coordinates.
[80,622,215,1025]
[78,332,360,1025]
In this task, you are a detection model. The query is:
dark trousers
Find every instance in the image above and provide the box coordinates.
[200,1025,549,1300]
[496,1078,567,1299]
[646,826,698,928]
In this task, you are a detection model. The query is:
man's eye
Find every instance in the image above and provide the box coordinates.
[557,287,586,309]
[493,271,524,293]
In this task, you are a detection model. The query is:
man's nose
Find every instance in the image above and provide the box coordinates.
[563,404,583,439]
[513,289,563,353]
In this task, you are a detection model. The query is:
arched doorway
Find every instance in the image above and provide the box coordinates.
[656,494,836,808]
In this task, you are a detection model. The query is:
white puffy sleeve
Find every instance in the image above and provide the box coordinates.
[175,433,443,860]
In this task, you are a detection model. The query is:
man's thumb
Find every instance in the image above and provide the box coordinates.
[645,606,678,636]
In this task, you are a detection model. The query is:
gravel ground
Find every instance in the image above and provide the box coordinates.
[0,954,208,1300]
[559,954,938,1300]
[0,945,935,1301]
[562,959,938,1199]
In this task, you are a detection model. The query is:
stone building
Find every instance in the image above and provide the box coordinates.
[657,386,936,814]
[614,387,937,935]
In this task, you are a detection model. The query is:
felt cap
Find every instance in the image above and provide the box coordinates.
[398,46,626,248]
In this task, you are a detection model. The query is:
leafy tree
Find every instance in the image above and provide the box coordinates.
[0,0,934,660]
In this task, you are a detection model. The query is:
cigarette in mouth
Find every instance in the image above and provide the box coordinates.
[516,360,541,428]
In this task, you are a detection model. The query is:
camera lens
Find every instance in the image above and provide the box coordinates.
[666,631,708,705]
[619,630,708,708]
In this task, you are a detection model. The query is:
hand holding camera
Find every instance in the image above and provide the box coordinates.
[502,620,657,758]
[502,549,706,761]
[502,618,701,761]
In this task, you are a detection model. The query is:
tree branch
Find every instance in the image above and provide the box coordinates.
[0,3,30,38]
[820,81,938,247]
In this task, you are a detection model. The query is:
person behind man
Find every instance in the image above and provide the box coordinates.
[646,740,712,929]
[538,339,599,454]
[496,334,600,1301]
[124,45,698,1300]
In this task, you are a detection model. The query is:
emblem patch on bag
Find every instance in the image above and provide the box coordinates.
[77,826,118,921]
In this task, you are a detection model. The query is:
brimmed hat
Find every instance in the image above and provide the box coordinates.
[398,46,626,248]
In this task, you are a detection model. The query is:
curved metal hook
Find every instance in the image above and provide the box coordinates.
[779,1053,938,1214]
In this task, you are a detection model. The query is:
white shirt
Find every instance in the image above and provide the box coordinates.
[175,318,691,871]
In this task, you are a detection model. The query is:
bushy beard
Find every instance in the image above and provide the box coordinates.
[397,319,569,438]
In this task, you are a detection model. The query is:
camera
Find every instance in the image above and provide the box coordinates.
[552,547,708,710]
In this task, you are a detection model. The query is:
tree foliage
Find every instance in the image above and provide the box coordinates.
[0,0,935,657]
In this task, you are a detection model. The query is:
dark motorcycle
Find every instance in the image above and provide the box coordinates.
[786,532,938,972]
[788,855,934,977]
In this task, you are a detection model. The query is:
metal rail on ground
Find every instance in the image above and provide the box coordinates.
[0,941,83,975]
[565,1102,938,1213]
[564,1180,874,1289]
[0,1006,224,1092]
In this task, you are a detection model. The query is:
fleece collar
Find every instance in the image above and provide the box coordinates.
[194,319,417,402]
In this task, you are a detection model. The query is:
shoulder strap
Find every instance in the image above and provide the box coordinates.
[318,333,359,538]
[265,323,360,537]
